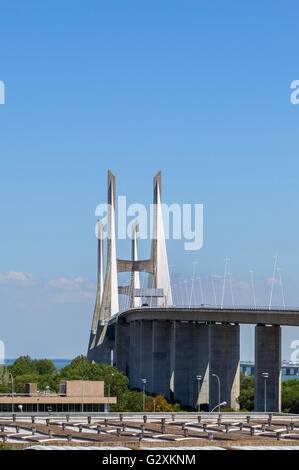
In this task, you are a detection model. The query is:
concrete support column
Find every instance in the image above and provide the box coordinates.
[209,323,240,411]
[129,321,141,389]
[87,324,113,365]
[194,324,210,410]
[170,321,176,401]
[171,322,209,408]
[254,325,281,412]
[115,321,129,375]
[172,322,193,406]
[140,321,153,393]
[152,321,171,398]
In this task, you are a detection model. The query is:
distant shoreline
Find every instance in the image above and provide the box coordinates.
[2,359,72,370]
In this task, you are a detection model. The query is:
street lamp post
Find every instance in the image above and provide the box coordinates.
[262,372,269,412]
[212,373,221,412]
[8,372,14,413]
[196,375,202,412]
[81,377,85,413]
[210,401,227,412]
[108,373,114,412]
[141,378,147,412]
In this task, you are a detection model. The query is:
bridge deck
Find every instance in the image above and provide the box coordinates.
[111,306,299,326]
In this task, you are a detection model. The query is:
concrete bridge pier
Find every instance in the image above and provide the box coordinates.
[171,322,209,408]
[115,321,130,375]
[152,320,171,398]
[139,320,153,393]
[128,319,172,397]
[254,324,281,412]
[209,323,240,411]
[193,323,210,409]
[129,321,141,389]
[87,324,113,366]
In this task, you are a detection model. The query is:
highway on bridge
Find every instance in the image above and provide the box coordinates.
[114,306,299,327]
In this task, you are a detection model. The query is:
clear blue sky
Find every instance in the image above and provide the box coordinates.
[0,1,299,360]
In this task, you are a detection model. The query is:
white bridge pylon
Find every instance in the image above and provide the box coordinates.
[89,171,173,350]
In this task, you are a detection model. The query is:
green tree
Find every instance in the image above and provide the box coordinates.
[36,374,60,393]
[32,359,56,375]
[281,379,299,413]
[14,374,40,393]
[145,394,173,412]
[117,389,152,412]
[0,442,11,450]
[237,374,254,411]
[58,355,92,379]
[172,403,181,412]
[7,356,33,376]
[0,367,10,392]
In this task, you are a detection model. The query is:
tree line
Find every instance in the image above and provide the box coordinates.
[238,374,299,413]
[1,356,298,413]
[0,355,181,412]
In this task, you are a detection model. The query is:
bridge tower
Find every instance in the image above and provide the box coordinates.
[87,171,173,363]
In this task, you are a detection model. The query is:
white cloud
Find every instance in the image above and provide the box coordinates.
[51,290,95,304]
[267,277,281,286]
[211,274,223,279]
[48,277,95,291]
[0,271,96,305]
[0,271,34,283]
[46,276,96,303]
[238,280,250,289]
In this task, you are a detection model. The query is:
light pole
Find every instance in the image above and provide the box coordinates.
[8,372,14,413]
[141,378,147,412]
[196,375,202,412]
[108,373,114,412]
[81,377,86,413]
[210,401,227,412]
[262,372,269,412]
[212,373,221,412]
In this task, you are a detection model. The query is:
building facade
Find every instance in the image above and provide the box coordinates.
[0,380,117,412]
[240,362,299,382]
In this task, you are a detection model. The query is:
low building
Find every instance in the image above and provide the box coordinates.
[240,362,299,382]
[0,380,117,412]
